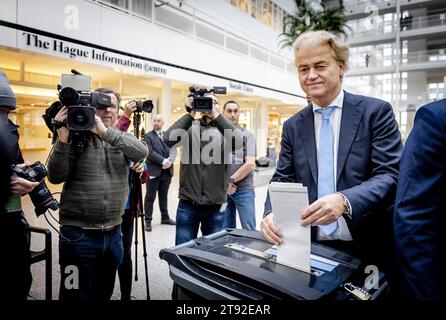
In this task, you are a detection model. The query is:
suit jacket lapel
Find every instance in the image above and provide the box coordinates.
[337,91,364,183]
[297,107,318,185]
[152,130,166,155]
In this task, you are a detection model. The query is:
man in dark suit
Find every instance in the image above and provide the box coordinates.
[394,99,446,300]
[261,31,402,273]
[144,114,176,232]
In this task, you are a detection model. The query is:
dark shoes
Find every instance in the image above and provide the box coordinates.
[145,218,175,231]
[161,218,176,225]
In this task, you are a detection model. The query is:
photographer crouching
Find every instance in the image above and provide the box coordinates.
[164,87,243,245]
[47,86,148,300]
[0,70,36,300]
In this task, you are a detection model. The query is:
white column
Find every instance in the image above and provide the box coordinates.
[256,99,268,158]
[160,79,172,127]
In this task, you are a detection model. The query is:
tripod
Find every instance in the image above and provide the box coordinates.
[129,111,150,300]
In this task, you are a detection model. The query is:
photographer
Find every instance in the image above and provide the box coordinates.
[47,87,148,301]
[0,70,36,300]
[164,92,243,245]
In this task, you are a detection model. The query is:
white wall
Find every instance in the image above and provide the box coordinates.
[0,0,304,102]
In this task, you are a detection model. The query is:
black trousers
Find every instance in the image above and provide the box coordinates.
[0,211,32,300]
[118,210,134,300]
[144,176,171,223]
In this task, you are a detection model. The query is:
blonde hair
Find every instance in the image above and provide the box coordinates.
[293,31,350,75]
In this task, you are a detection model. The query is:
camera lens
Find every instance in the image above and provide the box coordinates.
[142,100,154,113]
[67,106,95,131]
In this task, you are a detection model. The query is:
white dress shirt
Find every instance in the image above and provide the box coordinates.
[312,89,353,241]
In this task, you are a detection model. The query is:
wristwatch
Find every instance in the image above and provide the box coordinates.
[229,177,236,184]
[338,192,352,219]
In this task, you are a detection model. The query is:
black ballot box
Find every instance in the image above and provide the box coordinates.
[159,229,390,300]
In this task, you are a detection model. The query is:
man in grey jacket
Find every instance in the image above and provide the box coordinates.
[164,94,243,245]
[47,87,148,301]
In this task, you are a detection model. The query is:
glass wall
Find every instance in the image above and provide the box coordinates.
[230,0,286,33]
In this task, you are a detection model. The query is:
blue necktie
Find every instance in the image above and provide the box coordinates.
[315,106,338,235]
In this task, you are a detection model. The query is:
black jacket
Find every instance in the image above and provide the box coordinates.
[144,130,176,178]
[164,114,243,205]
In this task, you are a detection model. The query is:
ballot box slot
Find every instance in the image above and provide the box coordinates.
[224,243,327,277]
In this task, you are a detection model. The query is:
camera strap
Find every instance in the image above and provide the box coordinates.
[3,195,22,213]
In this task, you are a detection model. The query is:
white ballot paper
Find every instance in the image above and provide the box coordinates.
[268,182,311,273]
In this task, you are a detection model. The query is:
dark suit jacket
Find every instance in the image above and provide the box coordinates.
[394,100,446,299]
[144,130,176,178]
[264,91,403,264]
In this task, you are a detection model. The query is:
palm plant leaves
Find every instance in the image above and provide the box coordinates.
[279,0,350,49]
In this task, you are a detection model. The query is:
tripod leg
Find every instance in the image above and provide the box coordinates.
[139,213,150,300]
[134,210,138,282]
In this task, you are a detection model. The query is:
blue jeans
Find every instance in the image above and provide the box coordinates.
[224,189,256,231]
[175,200,225,245]
[59,225,123,301]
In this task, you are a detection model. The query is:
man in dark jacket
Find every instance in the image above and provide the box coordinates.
[48,87,148,300]
[394,99,446,299]
[144,114,177,232]
[0,70,37,299]
[164,94,243,245]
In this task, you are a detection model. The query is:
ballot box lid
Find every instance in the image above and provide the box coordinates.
[160,229,362,300]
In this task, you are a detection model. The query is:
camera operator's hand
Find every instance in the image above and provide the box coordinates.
[10,163,39,196]
[185,97,196,118]
[210,99,221,119]
[91,115,108,137]
[124,101,137,118]
[54,106,70,143]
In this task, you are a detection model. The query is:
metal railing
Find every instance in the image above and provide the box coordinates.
[347,20,396,38]
[403,13,446,30]
[92,0,294,73]
[342,0,395,5]
[402,48,446,64]
[349,48,446,69]
[349,13,446,40]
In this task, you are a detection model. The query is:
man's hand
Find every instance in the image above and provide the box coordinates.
[185,97,196,118]
[162,158,172,169]
[91,115,107,137]
[10,162,39,196]
[227,182,237,195]
[54,106,70,143]
[124,101,137,118]
[132,162,144,178]
[260,213,282,245]
[211,100,221,119]
[300,193,345,227]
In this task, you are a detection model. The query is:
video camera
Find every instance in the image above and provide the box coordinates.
[42,70,112,132]
[11,161,59,217]
[188,86,227,112]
